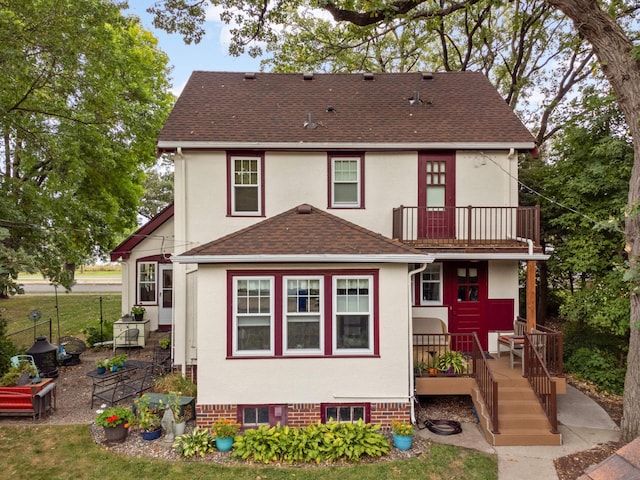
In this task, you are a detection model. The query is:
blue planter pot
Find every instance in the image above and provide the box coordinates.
[215,437,234,452]
[96,366,106,374]
[141,429,161,441]
[393,434,413,451]
[111,365,118,372]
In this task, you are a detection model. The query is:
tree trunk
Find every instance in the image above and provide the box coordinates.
[545,0,640,442]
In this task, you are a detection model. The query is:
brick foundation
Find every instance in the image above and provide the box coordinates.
[195,401,411,430]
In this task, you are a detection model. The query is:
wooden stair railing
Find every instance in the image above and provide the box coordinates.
[471,333,500,433]
[523,333,559,434]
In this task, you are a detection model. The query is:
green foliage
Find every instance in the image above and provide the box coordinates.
[82,319,114,346]
[95,406,133,428]
[0,0,174,287]
[231,420,390,464]
[565,347,625,395]
[436,351,467,374]
[0,316,19,376]
[152,372,197,398]
[172,427,215,458]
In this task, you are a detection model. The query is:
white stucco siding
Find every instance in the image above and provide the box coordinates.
[488,260,519,300]
[455,151,516,207]
[195,263,412,405]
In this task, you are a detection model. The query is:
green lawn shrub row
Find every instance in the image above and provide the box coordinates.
[231,420,391,464]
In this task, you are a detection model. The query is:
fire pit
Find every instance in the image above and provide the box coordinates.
[26,336,59,378]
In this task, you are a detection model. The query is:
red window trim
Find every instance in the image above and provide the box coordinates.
[237,404,288,429]
[320,402,371,423]
[226,269,379,358]
[135,255,171,307]
[226,151,266,217]
[327,152,365,209]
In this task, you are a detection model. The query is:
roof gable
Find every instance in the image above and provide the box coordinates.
[110,203,174,261]
[177,204,428,262]
[158,71,534,148]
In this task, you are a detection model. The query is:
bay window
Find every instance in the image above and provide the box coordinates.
[284,277,322,354]
[233,277,273,355]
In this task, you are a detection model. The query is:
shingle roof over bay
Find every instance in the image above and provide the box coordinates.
[179,204,425,258]
[158,71,535,146]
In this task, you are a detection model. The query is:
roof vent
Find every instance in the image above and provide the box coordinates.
[409,91,423,106]
[422,72,433,80]
[244,72,256,80]
[363,73,374,81]
[297,204,312,214]
[303,112,317,129]
[303,72,314,80]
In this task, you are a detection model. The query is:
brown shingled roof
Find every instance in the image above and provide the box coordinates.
[179,204,425,258]
[158,71,534,146]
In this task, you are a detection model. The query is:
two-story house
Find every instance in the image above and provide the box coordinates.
[111,71,548,435]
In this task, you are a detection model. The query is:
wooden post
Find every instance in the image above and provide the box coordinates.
[526,261,537,333]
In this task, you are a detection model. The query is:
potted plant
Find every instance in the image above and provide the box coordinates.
[96,405,133,443]
[133,395,162,440]
[159,337,171,350]
[428,355,440,376]
[437,350,467,376]
[210,417,241,452]
[96,359,109,374]
[413,360,428,377]
[131,305,145,321]
[391,420,414,450]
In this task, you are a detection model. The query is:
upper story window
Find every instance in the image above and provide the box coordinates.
[137,261,157,304]
[329,154,364,208]
[420,263,442,306]
[228,153,264,216]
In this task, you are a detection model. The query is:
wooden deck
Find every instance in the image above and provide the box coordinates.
[416,354,565,446]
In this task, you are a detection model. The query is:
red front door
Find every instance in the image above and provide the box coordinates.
[446,262,488,350]
[418,151,456,239]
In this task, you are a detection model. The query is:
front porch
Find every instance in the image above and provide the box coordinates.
[414,330,565,446]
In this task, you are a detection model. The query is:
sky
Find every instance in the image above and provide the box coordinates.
[125,2,262,95]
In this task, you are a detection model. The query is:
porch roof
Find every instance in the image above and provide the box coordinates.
[174,204,433,264]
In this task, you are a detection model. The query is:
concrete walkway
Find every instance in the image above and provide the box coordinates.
[416,385,620,479]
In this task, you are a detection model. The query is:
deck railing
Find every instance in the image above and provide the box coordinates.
[471,332,500,434]
[517,316,564,376]
[412,333,474,376]
[523,333,559,434]
[392,205,540,246]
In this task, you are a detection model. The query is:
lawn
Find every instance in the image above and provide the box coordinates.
[0,425,498,480]
[0,294,121,348]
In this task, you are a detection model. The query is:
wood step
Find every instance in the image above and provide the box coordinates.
[499,413,552,430]
[498,399,543,414]
[499,386,538,401]
[491,428,562,446]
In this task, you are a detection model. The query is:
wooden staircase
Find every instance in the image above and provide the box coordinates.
[471,360,562,446]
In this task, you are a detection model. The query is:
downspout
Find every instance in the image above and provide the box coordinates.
[175,147,185,377]
[408,263,428,424]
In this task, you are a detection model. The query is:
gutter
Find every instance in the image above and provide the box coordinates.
[408,263,429,424]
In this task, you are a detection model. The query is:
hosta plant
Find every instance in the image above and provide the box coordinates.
[173,427,216,458]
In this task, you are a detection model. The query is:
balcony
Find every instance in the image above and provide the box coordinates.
[392,205,541,251]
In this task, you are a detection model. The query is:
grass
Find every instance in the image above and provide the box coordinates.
[0,294,122,348]
[0,425,498,480]
[18,264,121,281]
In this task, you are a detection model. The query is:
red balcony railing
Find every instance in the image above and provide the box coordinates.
[392,205,540,247]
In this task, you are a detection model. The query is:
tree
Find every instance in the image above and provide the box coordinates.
[148,0,640,441]
[0,0,174,293]
[139,157,174,221]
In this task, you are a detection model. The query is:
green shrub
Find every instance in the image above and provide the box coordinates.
[0,317,19,376]
[82,320,113,346]
[232,420,390,464]
[565,347,625,395]
[152,372,197,397]
[173,427,215,458]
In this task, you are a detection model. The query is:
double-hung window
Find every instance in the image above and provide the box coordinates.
[334,276,373,354]
[233,277,273,355]
[229,154,263,216]
[420,263,442,305]
[284,277,323,354]
[137,262,157,304]
[329,155,363,208]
